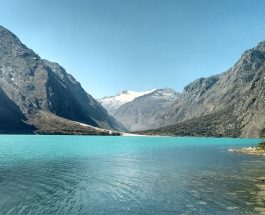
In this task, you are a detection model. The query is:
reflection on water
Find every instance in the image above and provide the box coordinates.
[0,136,264,214]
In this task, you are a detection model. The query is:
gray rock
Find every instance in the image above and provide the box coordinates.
[143,41,265,138]
[100,88,179,131]
[0,25,125,134]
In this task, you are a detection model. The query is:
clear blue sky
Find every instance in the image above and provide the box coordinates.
[1,0,265,98]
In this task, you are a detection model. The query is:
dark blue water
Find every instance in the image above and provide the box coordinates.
[0,136,264,214]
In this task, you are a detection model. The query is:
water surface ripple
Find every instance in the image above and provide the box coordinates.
[0,136,264,214]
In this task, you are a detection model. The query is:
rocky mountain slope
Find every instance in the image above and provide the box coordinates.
[0,25,124,134]
[141,41,265,138]
[99,88,179,131]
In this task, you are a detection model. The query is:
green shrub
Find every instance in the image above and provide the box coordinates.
[258,141,265,149]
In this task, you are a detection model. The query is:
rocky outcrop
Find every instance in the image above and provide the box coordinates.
[228,147,265,156]
[0,25,124,134]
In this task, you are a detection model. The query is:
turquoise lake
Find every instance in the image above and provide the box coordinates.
[0,136,264,214]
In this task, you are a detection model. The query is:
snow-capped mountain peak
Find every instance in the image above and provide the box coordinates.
[116,89,156,103]
[98,89,156,114]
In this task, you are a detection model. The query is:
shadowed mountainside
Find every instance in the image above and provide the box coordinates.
[0,25,125,134]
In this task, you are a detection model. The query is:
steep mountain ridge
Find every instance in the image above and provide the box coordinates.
[142,41,265,138]
[0,25,124,134]
[2,25,264,137]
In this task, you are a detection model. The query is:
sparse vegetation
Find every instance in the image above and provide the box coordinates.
[28,111,121,136]
[138,107,241,138]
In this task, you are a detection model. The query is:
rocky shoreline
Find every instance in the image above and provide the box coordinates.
[229,147,265,156]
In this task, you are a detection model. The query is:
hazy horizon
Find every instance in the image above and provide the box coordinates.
[1,0,265,97]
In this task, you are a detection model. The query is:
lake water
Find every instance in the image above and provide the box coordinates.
[0,136,264,214]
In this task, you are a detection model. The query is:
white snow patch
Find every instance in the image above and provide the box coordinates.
[98,89,156,112]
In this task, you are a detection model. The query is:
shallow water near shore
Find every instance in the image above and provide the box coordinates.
[0,135,264,214]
